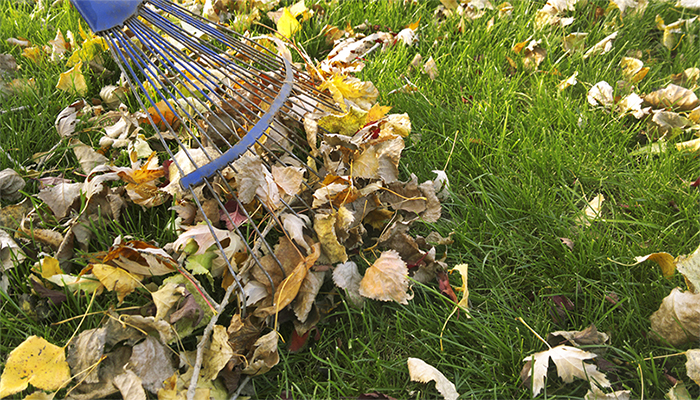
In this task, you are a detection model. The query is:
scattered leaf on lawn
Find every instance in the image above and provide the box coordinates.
[407,357,459,400]
[685,349,700,386]
[0,169,25,202]
[359,250,413,305]
[548,325,609,347]
[558,71,578,90]
[152,282,186,321]
[0,229,25,272]
[37,182,82,219]
[66,328,107,384]
[452,264,469,309]
[676,244,700,292]
[71,139,108,175]
[620,57,649,83]
[633,252,676,278]
[645,84,700,111]
[588,82,614,108]
[0,336,71,398]
[667,382,692,400]
[562,33,587,54]
[56,61,88,96]
[576,194,605,226]
[583,32,618,59]
[584,388,631,400]
[423,56,438,79]
[277,7,301,39]
[649,288,700,346]
[522,345,610,397]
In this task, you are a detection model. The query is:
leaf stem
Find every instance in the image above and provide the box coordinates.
[516,317,551,349]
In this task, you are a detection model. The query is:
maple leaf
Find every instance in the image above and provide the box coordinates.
[522,345,610,397]
[359,250,413,305]
[0,336,71,398]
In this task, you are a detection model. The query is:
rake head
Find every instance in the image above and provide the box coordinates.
[71,0,338,314]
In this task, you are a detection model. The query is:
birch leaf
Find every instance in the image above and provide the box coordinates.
[359,250,413,305]
[0,336,71,398]
[407,358,459,400]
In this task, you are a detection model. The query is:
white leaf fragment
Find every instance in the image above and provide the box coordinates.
[407,357,459,400]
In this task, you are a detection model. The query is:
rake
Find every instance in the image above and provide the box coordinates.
[70,0,337,314]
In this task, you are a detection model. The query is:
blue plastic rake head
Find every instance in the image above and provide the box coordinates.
[70,0,338,314]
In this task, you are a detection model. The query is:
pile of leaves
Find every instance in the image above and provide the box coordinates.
[0,1,458,399]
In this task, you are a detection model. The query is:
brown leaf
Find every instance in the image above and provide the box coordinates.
[113,370,146,400]
[71,139,108,175]
[645,84,700,111]
[547,324,610,347]
[0,228,25,272]
[37,182,82,219]
[66,328,107,384]
[241,330,279,376]
[269,242,321,316]
[649,288,700,346]
[359,250,412,305]
[104,239,177,276]
[0,169,25,202]
[127,336,176,393]
[293,271,325,323]
[333,260,364,307]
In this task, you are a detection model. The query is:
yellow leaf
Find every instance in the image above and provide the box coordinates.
[32,256,63,279]
[0,336,71,398]
[359,250,413,305]
[273,242,320,312]
[22,47,43,63]
[677,137,700,152]
[314,213,348,263]
[452,264,469,309]
[366,103,392,123]
[633,252,676,277]
[91,263,143,304]
[56,61,88,96]
[319,75,379,111]
[277,8,300,39]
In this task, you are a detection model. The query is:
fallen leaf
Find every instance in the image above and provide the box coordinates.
[277,7,301,39]
[0,336,71,398]
[152,282,186,321]
[645,84,699,111]
[588,82,614,108]
[649,288,700,346]
[558,71,579,90]
[66,328,107,384]
[432,170,450,200]
[293,271,325,323]
[91,263,143,304]
[583,32,618,59]
[0,169,25,202]
[522,345,610,397]
[242,330,279,376]
[113,370,146,400]
[584,388,631,400]
[104,238,177,276]
[685,349,700,386]
[333,260,365,307]
[0,229,25,272]
[37,182,82,219]
[452,264,469,309]
[201,325,234,381]
[548,325,609,347]
[676,138,700,152]
[619,57,649,83]
[667,381,692,400]
[359,250,413,305]
[127,336,176,393]
[423,56,438,79]
[56,61,88,96]
[407,357,459,400]
[71,139,108,175]
[314,212,348,264]
[562,33,588,54]
[633,252,676,278]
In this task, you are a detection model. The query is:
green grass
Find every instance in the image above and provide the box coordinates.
[2,0,700,399]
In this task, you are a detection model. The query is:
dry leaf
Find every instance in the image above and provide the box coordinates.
[452,264,469,309]
[432,170,450,200]
[71,139,108,175]
[685,349,700,386]
[0,229,25,272]
[620,57,649,83]
[652,110,690,136]
[548,325,609,347]
[588,82,614,108]
[562,33,588,54]
[633,252,676,278]
[91,263,143,304]
[583,32,618,59]
[127,336,176,393]
[277,7,300,39]
[37,182,82,219]
[558,72,578,90]
[576,194,605,226]
[293,271,325,323]
[152,282,186,321]
[676,244,700,292]
[56,61,88,96]
[32,256,63,279]
[314,212,348,264]
[0,336,71,398]
[201,325,234,381]
[522,345,610,397]
[242,330,279,376]
[423,57,438,79]
[667,382,692,400]
[645,84,700,111]
[0,169,25,202]
[66,328,107,384]
[649,288,700,346]
[584,388,631,400]
[677,138,700,152]
[333,260,364,307]
[407,358,459,400]
[359,250,413,305]
[113,370,146,400]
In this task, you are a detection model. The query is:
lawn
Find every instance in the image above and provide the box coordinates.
[1,0,700,399]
